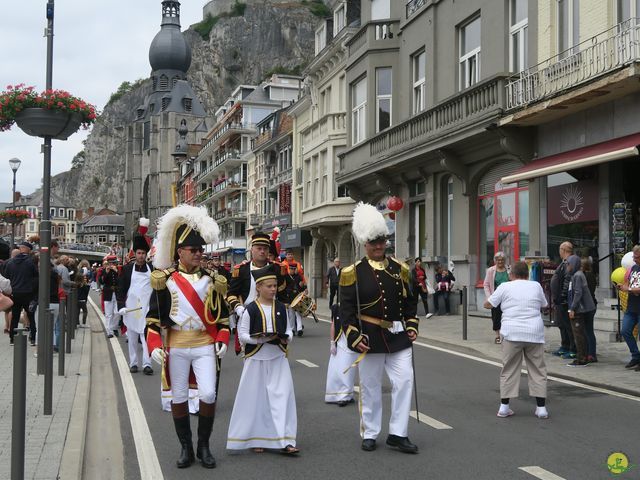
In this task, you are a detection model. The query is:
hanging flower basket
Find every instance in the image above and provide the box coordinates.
[0,84,97,140]
[0,209,30,224]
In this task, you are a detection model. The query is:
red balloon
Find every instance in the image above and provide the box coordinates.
[386,196,404,211]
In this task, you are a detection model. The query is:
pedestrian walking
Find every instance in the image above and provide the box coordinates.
[100,256,121,338]
[4,241,38,346]
[550,241,576,359]
[617,245,640,371]
[227,266,298,454]
[484,261,549,419]
[326,257,341,308]
[411,257,434,320]
[117,225,154,375]
[145,205,230,469]
[325,303,357,406]
[77,273,90,326]
[340,202,419,454]
[483,252,509,343]
[582,258,598,363]
[567,255,595,367]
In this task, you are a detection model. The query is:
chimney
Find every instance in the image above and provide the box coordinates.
[75,210,83,221]
[87,207,95,217]
[13,191,21,203]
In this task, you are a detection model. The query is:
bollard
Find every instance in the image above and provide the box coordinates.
[462,286,468,341]
[58,301,65,376]
[37,305,44,375]
[44,311,54,416]
[11,327,28,480]
[66,296,72,355]
[69,287,77,340]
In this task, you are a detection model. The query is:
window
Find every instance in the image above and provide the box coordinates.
[376,68,392,132]
[321,150,328,202]
[337,185,350,197]
[334,4,345,35]
[59,208,64,218]
[304,158,312,208]
[617,0,640,23]
[558,0,579,57]
[315,23,327,54]
[447,177,454,261]
[351,77,367,144]
[459,16,481,89]
[412,51,426,114]
[509,0,528,72]
[143,121,150,150]
[371,0,391,20]
[338,75,345,110]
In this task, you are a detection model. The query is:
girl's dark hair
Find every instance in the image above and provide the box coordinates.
[511,261,529,279]
[581,257,592,272]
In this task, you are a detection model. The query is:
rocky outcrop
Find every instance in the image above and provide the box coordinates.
[48,1,321,212]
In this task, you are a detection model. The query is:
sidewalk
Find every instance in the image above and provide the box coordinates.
[313,302,640,397]
[0,310,92,480]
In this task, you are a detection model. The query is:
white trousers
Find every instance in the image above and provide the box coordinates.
[127,329,151,368]
[103,293,118,332]
[169,344,217,404]
[162,387,200,414]
[358,347,413,439]
[325,335,358,403]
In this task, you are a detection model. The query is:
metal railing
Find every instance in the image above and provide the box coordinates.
[59,242,112,253]
[506,18,640,110]
[406,0,427,19]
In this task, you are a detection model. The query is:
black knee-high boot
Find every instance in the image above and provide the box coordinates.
[172,402,194,468]
[196,401,216,468]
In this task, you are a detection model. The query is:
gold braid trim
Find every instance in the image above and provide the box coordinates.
[204,286,223,325]
[339,262,358,287]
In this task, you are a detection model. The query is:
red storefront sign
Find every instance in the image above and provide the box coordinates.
[547,180,598,226]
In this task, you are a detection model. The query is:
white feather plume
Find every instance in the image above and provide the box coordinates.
[352,202,389,244]
[153,204,220,269]
[139,217,150,227]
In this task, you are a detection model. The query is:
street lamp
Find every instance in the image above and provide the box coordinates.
[9,157,22,248]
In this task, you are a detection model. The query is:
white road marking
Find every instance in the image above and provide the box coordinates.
[409,411,452,430]
[519,466,567,480]
[89,298,164,479]
[315,316,640,402]
[297,359,319,368]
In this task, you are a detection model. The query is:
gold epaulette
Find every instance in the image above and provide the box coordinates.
[211,272,228,296]
[232,261,247,278]
[150,267,175,290]
[399,261,410,284]
[339,262,359,287]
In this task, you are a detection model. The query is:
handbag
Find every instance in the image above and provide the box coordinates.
[426,279,435,295]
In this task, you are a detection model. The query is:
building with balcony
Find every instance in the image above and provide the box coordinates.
[13,191,79,244]
[333,0,543,308]
[289,0,360,297]
[497,0,640,300]
[248,108,294,243]
[193,74,302,263]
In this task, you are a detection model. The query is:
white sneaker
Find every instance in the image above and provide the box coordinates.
[534,406,549,419]
[497,405,514,417]
[425,313,434,319]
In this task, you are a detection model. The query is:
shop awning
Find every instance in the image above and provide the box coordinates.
[500,132,640,184]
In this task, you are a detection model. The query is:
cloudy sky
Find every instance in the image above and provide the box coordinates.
[0,1,205,203]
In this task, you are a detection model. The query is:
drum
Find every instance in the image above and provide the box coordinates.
[290,292,316,318]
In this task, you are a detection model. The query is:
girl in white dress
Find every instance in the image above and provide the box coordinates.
[226,266,299,454]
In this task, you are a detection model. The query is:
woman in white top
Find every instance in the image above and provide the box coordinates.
[226,266,299,454]
[484,261,550,419]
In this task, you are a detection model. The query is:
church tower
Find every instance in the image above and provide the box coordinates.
[124,0,208,239]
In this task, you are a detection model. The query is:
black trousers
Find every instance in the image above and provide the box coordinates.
[10,292,36,343]
[329,285,338,307]
[417,288,429,315]
[491,306,502,331]
[555,304,576,352]
[79,300,88,324]
[434,291,450,314]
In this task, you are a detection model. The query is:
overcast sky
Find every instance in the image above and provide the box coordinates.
[0,1,206,203]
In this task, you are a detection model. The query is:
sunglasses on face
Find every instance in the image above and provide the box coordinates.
[181,246,204,254]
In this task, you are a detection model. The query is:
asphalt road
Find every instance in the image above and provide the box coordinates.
[94,304,639,480]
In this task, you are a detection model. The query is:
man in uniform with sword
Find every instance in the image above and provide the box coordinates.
[118,219,154,374]
[145,205,230,469]
[340,202,420,454]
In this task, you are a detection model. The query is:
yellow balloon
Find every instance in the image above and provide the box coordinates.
[611,267,627,285]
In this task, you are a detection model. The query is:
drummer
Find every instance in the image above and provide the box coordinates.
[285,263,308,337]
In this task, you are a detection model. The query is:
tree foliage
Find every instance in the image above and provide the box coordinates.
[107,79,145,106]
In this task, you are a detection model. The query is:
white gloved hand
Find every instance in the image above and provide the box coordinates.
[330,341,337,356]
[118,307,127,316]
[151,348,165,366]
[234,305,245,318]
[215,342,227,359]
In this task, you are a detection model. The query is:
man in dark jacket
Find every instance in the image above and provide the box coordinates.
[4,242,38,346]
[326,257,341,308]
[549,241,576,358]
[100,256,121,338]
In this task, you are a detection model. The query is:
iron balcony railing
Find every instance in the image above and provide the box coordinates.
[406,0,427,19]
[505,18,640,110]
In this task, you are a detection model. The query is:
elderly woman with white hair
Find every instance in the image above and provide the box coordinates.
[484,261,549,419]
[483,252,509,344]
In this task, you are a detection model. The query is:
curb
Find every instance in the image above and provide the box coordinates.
[315,312,640,399]
[58,311,93,479]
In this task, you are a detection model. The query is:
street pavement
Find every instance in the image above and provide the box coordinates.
[89,295,640,480]
[0,309,90,480]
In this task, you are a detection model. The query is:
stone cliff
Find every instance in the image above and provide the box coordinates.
[49,1,321,212]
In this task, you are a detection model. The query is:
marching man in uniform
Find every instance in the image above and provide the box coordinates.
[340,203,420,454]
[146,205,230,469]
[117,219,153,374]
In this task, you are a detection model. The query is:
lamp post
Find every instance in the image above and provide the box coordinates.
[9,157,21,248]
